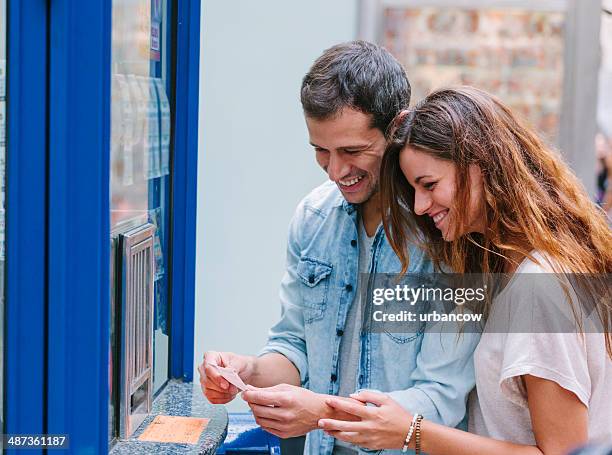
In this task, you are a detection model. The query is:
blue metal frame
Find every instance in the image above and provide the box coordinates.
[46,0,111,452]
[5,0,47,448]
[170,0,201,382]
[5,0,199,447]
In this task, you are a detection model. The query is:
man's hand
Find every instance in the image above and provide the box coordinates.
[241,384,363,439]
[198,351,255,404]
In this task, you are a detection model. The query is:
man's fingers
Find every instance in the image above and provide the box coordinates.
[202,361,223,381]
[200,365,236,394]
[198,362,230,393]
[221,384,238,396]
[202,377,230,394]
[202,376,227,393]
[205,388,236,405]
[197,363,206,378]
[248,403,286,421]
[205,390,236,401]
[242,390,284,407]
[208,396,233,405]
[325,397,372,419]
[253,416,285,432]
[263,383,292,392]
[202,362,231,391]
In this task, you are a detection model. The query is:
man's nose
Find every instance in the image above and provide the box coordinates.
[327,152,350,181]
[413,189,432,216]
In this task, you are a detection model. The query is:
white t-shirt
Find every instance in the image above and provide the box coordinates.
[468,252,612,445]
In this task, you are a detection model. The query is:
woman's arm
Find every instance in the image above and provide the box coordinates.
[523,375,588,454]
[319,376,588,455]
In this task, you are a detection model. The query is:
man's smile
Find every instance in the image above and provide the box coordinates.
[336,173,367,193]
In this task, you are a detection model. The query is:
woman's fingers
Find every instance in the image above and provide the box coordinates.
[318,418,363,432]
[350,390,389,406]
[326,397,372,419]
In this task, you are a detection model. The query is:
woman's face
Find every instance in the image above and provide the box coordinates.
[399,146,485,241]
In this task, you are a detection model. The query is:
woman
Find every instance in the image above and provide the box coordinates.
[318,87,612,454]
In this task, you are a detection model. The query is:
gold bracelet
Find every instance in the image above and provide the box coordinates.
[415,414,424,455]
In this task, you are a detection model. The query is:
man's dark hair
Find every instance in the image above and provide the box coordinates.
[301,40,411,133]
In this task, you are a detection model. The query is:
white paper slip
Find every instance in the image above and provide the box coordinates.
[208,363,248,391]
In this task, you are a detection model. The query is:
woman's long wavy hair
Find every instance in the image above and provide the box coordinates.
[380,86,612,356]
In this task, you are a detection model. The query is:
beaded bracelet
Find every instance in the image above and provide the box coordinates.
[415,414,424,455]
[401,414,419,453]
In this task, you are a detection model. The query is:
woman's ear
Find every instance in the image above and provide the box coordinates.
[396,109,410,124]
[386,109,411,140]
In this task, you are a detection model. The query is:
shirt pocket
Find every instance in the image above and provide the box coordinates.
[296,256,332,324]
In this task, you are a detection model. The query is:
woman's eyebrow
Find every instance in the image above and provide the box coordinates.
[415,175,432,184]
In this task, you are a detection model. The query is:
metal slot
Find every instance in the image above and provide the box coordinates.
[118,223,156,438]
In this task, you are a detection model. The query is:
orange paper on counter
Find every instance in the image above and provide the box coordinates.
[138,415,210,444]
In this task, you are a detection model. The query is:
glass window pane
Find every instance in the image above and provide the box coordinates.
[109,0,172,443]
[383,6,566,142]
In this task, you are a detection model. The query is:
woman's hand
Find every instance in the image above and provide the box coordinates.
[318,390,413,451]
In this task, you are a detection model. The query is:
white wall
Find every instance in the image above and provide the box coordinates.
[195,1,358,411]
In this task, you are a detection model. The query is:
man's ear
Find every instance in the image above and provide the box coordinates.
[386,109,411,140]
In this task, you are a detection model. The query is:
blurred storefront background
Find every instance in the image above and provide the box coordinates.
[383,7,565,142]
[360,0,602,194]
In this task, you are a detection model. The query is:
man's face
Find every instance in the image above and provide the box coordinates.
[306,108,386,205]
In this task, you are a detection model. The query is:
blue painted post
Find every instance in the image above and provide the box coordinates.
[5,1,47,451]
[170,0,201,382]
[46,1,111,453]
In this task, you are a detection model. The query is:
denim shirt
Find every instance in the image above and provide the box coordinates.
[260,181,479,455]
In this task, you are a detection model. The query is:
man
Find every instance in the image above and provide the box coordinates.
[200,41,479,455]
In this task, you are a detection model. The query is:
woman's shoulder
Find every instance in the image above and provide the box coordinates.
[515,250,558,274]
[490,250,584,333]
